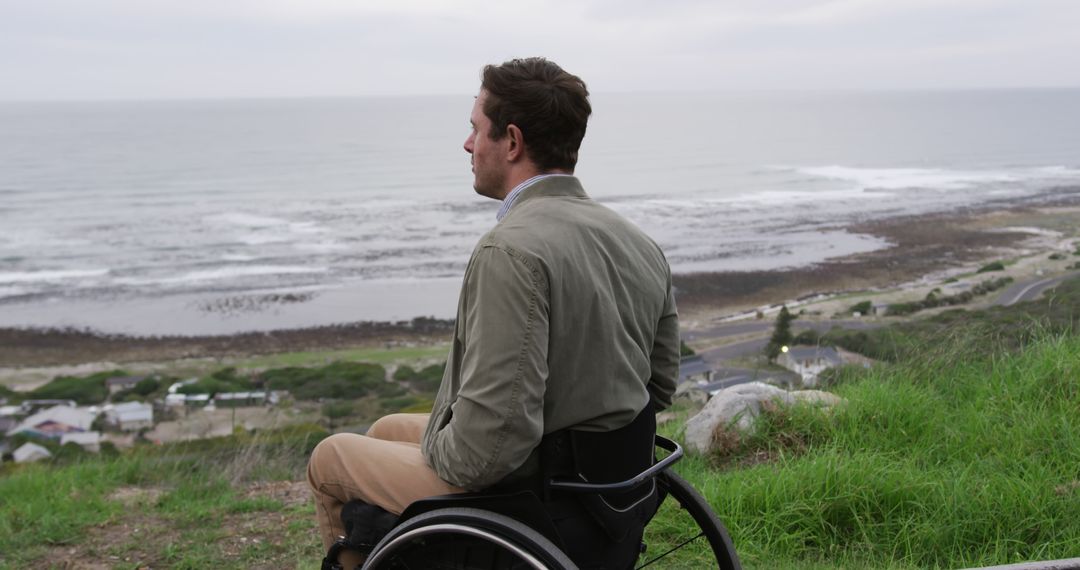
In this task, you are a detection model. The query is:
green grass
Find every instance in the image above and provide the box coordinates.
[657,331,1080,569]
[5,329,1080,568]
[0,425,328,569]
[241,344,449,369]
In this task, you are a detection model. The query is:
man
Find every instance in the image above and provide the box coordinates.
[307,57,679,566]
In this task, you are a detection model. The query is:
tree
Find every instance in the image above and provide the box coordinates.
[764,306,796,362]
[323,400,355,431]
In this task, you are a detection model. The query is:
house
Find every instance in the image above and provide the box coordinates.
[60,431,102,453]
[6,405,95,440]
[13,442,52,463]
[872,303,890,316]
[105,375,148,395]
[675,370,760,402]
[106,402,153,431]
[778,346,844,386]
[0,406,20,434]
[0,417,16,434]
[679,355,713,384]
[19,399,77,414]
[214,391,267,408]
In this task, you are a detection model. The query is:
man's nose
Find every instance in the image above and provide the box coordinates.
[463,134,474,154]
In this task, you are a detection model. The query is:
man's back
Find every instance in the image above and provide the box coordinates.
[490,176,677,432]
[422,175,678,490]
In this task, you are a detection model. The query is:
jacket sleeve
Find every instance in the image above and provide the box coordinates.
[423,245,549,490]
[647,274,679,410]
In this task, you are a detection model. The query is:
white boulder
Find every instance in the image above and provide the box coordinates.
[683,381,844,454]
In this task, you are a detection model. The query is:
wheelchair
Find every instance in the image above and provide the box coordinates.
[324,409,741,570]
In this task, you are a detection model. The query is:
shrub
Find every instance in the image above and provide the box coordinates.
[793,329,822,345]
[261,361,395,400]
[849,300,872,315]
[381,395,426,413]
[28,370,127,405]
[392,365,417,382]
[977,261,1005,273]
[393,363,445,392]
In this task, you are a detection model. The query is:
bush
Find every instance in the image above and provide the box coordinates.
[261,361,395,400]
[393,363,445,392]
[886,277,1012,317]
[28,370,128,405]
[381,395,426,413]
[792,329,822,345]
[680,341,696,356]
[0,384,19,404]
[392,365,417,382]
[176,368,253,396]
[848,300,872,315]
[977,261,1005,273]
[1049,252,1067,260]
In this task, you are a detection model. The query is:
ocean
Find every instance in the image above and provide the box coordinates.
[2,90,1080,335]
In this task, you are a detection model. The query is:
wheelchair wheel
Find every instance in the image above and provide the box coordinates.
[363,507,577,570]
[649,471,742,570]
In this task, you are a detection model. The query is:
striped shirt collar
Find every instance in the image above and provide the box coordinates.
[496,173,574,221]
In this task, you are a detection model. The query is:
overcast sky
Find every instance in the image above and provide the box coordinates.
[2,0,1079,101]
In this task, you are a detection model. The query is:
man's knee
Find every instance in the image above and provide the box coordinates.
[366,413,426,441]
[308,432,357,487]
[365,415,397,439]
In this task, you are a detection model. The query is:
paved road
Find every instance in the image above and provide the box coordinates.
[687,318,884,363]
[683,319,880,343]
[995,271,1079,306]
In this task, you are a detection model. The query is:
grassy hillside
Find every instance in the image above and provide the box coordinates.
[0,426,329,569]
[655,331,1080,569]
[4,330,1080,568]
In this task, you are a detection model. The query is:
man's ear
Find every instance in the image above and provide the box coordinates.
[505,124,526,163]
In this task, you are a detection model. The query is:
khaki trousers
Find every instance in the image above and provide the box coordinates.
[307,413,464,549]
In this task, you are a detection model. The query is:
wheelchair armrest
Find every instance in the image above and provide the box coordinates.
[547,435,683,494]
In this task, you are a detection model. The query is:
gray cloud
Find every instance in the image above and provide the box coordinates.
[1,0,1077,100]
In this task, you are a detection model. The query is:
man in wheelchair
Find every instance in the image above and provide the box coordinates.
[307,57,680,569]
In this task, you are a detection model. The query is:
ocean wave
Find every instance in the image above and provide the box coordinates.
[797,166,1017,191]
[0,268,110,284]
[793,164,1080,192]
[115,265,328,286]
[0,285,29,298]
[208,212,291,228]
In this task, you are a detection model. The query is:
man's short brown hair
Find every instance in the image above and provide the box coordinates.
[480,57,591,172]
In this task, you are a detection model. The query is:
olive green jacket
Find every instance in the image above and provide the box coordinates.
[421,176,679,490]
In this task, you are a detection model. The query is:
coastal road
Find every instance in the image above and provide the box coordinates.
[995,272,1079,306]
[689,319,885,363]
[682,319,880,343]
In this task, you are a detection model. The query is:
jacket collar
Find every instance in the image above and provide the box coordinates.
[503,175,587,217]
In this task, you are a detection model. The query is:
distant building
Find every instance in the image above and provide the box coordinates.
[60,431,102,453]
[106,402,154,432]
[19,399,77,414]
[679,355,713,383]
[105,375,148,395]
[676,369,761,402]
[778,346,844,387]
[214,392,267,408]
[0,414,15,436]
[6,405,95,440]
[13,442,52,463]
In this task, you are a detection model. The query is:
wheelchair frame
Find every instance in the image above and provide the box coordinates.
[332,436,741,570]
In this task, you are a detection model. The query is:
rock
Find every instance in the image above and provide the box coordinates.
[683,381,844,454]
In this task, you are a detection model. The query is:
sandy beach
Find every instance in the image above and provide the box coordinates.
[2,188,1079,372]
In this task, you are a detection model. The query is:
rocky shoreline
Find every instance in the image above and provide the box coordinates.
[3,189,1079,370]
